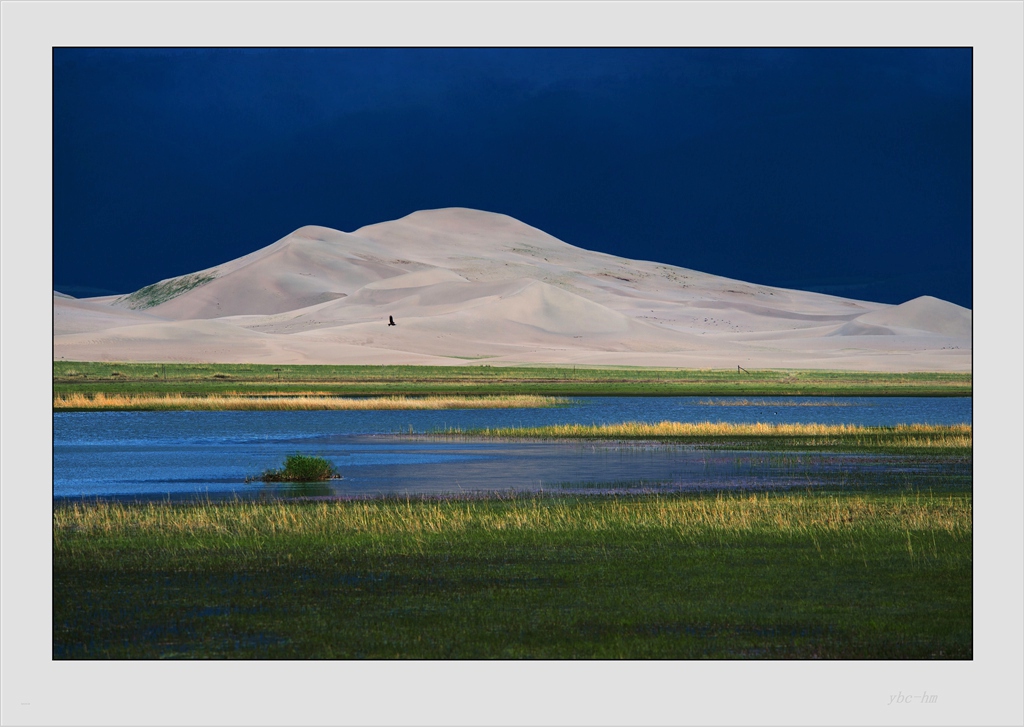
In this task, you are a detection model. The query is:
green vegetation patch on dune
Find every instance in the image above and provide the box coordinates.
[53,490,972,659]
[119,272,217,310]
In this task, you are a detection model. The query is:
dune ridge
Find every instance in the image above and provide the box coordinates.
[54,208,971,371]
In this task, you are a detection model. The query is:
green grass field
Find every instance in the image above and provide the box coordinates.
[53,361,972,401]
[53,490,972,659]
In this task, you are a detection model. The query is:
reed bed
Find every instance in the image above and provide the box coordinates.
[437,421,972,450]
[53,392,564,411]
[54,492,971,542]
[698,398,851,407]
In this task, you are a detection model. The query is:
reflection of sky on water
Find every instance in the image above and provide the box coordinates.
[53,397,971,500]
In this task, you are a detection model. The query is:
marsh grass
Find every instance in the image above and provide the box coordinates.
[698,398,851,407]
[437,422,972,454]
[53,491,972,659]
[53,392,564,411]
[52,361,972,398]
[257,454,339,483]
[53,492,971,538]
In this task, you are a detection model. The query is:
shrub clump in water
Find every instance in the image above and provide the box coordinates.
[258,454,340,483]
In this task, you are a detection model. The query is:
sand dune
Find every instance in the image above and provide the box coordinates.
[54,292,168,335]
[852,296,972,337]
[827,321,896,337]
[54,208,972,371]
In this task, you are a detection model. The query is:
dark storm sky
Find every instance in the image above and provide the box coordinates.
[53,48,972,307]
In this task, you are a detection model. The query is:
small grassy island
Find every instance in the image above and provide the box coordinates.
[256,454,340,483]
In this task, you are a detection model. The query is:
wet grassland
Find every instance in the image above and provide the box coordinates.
[54,361,971,404]
[53,423,971,659]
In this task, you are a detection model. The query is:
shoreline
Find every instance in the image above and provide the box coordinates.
[52,392,566,412]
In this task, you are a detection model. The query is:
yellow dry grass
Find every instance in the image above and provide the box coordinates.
[697,398,851,407]
[53,392,563,411]
[597,421,957,435]
[53,493,972,540]
[457,420,970,439]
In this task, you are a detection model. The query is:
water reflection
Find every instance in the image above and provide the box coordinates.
[270,481,337,498]
[52,397,972,501]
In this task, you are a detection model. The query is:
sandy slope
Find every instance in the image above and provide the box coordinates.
[54,293,168,335]
[53,208,971,371]
[852,296,972,337]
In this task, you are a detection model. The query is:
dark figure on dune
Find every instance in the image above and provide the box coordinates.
[388,316,396,326]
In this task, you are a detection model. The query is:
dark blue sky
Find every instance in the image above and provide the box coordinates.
[53,48,972,307]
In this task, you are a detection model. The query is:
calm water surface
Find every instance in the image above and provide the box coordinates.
[53,396,971,500]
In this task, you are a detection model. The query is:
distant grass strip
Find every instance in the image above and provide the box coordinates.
[53,392,564,411]
[53,491,972,659]
[698,398,851,407]
[438,422,972,454]
[53,361,972,398]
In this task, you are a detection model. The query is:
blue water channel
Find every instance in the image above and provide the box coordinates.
[53,396,971,500]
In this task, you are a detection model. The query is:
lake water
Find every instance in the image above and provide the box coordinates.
[53,396,971,501]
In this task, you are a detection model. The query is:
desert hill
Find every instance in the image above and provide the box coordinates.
[53,208,971,371]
